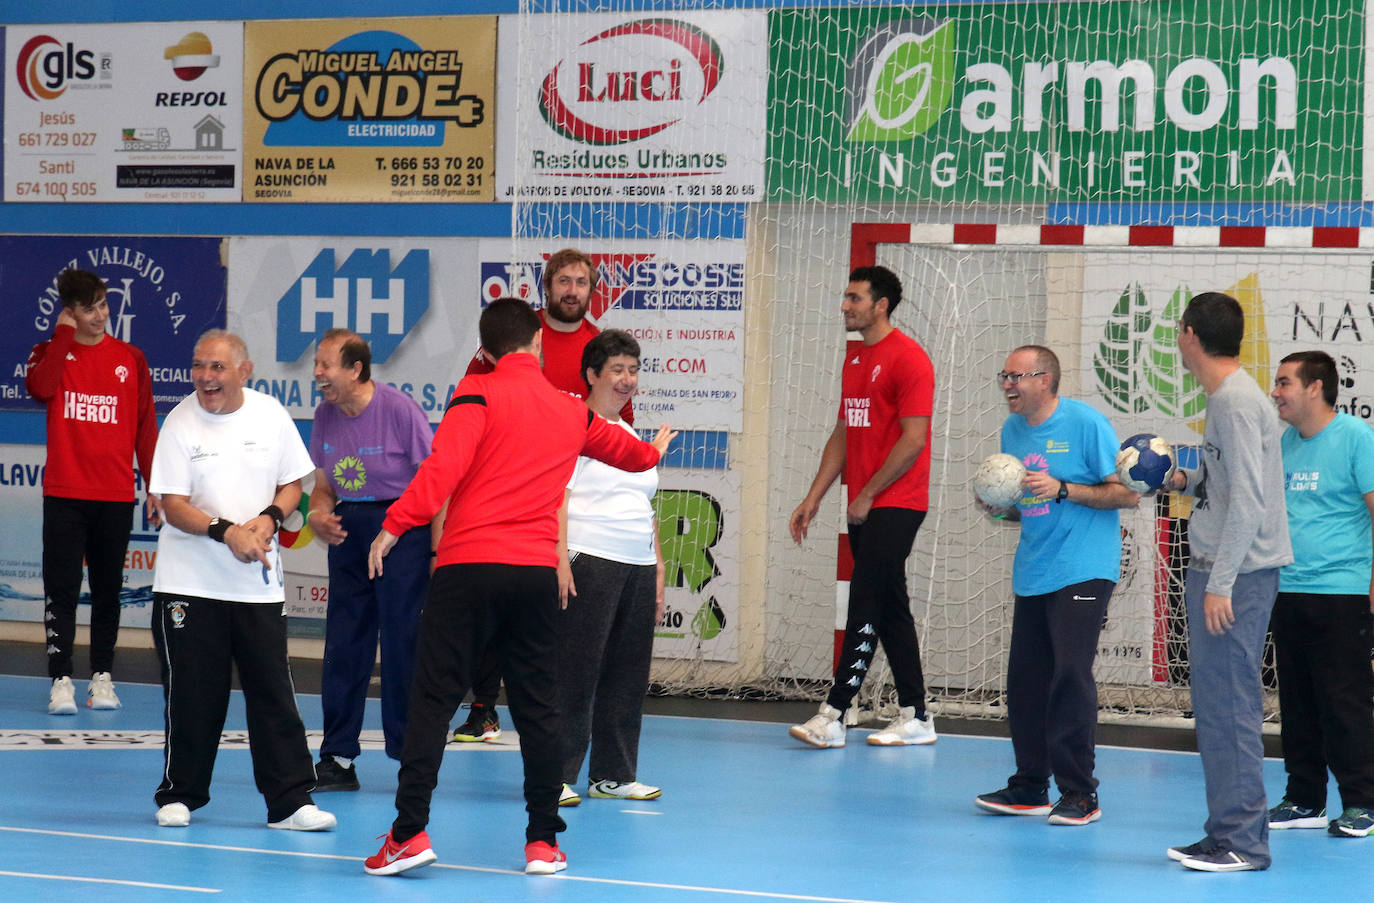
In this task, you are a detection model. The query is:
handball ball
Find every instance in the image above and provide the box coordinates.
[972,453,1027,509]
[1115,433,1176,493]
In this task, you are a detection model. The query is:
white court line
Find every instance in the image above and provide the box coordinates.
[620,809,663,815]
[0,825,898,903]
[0,869,218,893]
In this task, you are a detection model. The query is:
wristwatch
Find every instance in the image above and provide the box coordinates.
[1055,481,1069,504]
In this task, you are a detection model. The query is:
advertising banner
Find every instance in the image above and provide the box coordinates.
[0,237,227,413]
[1081,251,1374,444]
[476,240,745,432]
[1079,249,1374,681]
[653,468,739,663]
[0,444,159,628]
[243,17,495,202]
[226,236,480,422]
[498,11,766,202]
[768,0,1361,203]
[4,22,243,202]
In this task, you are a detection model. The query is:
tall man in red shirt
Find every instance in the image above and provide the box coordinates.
[25,268,159,715]
[363,298,673,878]
[788,266,937,749]
[454,247,632,745]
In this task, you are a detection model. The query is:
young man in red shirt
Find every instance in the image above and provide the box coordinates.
[788,265,937,749]
[25,268,159,714]
[454,247,632,747]
[364,298,673,878]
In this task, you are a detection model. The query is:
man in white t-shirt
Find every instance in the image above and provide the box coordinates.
[148,330,335,833]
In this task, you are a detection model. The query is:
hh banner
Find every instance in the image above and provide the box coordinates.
[4,22,243,202]
[497,10,766,203]
[0,237,227,413]
[476,239,745,432]
[226,236,482,422]
[243,16,496,203]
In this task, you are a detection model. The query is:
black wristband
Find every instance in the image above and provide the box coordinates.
[1055,481,1069,504]
[206,517,231,543]
[260,505,285,531]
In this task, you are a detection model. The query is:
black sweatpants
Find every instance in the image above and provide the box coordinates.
[1272,591,1374,810]
[392,563,565,845]
[151,594,318,822]
[1005,578,1114,796]
[826,507,928,714]
[43,496,134,678]
[557,553,657,785]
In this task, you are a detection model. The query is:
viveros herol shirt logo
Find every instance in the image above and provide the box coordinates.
[846,19,955,143]
[539,19,723,145]
[276,249,429,364]
[16,35,100,101]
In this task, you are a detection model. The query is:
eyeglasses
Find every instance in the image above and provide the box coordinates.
[996,370,1047,385]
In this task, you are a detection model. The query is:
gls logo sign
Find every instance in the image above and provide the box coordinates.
[276,249,428,364]
[540,19,723,145]
[16,35,99,101]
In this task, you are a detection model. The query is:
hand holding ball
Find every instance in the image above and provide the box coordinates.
[1115,433,1176,493]
[972,453,1027,510]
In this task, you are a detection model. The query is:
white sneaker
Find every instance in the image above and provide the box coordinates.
[866,706,937,746]
[788,703,845,748]
[268,804,336,831]
[48,676,77,715]
[156,803,191,827]
[87,672,121,710]
[588,780,661,800]
[559,783,582,807]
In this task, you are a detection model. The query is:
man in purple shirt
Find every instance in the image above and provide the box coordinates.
[307,328,436,791]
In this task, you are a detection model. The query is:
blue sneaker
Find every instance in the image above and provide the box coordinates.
[1328,807,1374,838]
[1268,797,1326,829]
[974,785,1052,816]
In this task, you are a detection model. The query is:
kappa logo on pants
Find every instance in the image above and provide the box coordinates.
[169,601,189,628]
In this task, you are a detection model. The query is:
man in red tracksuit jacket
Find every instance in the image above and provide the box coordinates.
[455,247,633,745]
[363,297,674,879]
[25,268,159,715]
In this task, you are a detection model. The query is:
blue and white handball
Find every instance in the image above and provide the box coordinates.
[1115,433,1176,493]
[972,453,1027,509]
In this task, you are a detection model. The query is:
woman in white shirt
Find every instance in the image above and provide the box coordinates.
[556,330,665,806]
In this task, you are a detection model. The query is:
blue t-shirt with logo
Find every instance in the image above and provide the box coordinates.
[1001,397,1122,596]
[1279,413,1374,594]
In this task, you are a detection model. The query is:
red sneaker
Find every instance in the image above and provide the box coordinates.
[364,830,437,876]
[524,840,568,875]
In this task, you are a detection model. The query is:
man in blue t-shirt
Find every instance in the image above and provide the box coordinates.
[1266,350,1374,839]
[973,345,1138,827]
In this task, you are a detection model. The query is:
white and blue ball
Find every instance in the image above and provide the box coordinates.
[1115,433,1176,493]
[972,453,1027,509]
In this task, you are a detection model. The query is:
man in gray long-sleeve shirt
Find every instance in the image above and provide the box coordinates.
[1164,292,1293,873]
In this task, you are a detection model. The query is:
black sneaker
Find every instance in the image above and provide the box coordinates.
[1167,837,1219,862]
[1047,791,1100,825]
[314,756,359,792]
[974,785,1052,815]
[451,704,501,743]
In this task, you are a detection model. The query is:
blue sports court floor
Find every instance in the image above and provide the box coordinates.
[0,672,1367,902]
